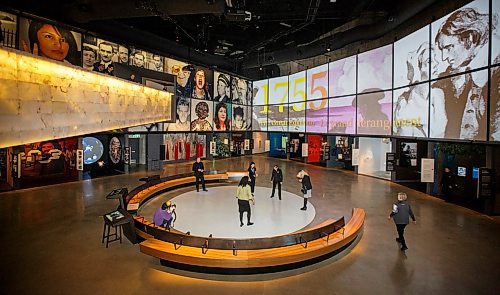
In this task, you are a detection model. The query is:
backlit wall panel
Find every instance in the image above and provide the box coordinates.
[267,104,288,132]
[329,56,356,96]
[393,84,429,138]
[252,79,268,106]
[328,96,356,134]
[356,91,392,135]
[268,76,289,105]
[306,64,328,100]
[394,26,430,88]
[306,99,328,134]
[357,44,392,92]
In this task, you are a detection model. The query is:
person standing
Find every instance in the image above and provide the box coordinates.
[192,157,208,192]
[297,170,312,210]
[441,167,456,202]
[236,176,255,227]
[388,192,416,251]
[270,165,283,200]
[247,162,258,196]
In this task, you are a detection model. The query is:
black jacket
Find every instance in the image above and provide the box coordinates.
[390,201,416,225]
[271,168,283,183]
[192,162,204,175]
[301,175,312,190]
[248,167,257,180]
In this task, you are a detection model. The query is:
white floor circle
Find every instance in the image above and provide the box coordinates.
[140,186,316,239]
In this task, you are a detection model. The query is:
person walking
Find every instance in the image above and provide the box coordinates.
[297,170,312,210]
[270,165,283,200]
[236,176,255,227]
[192,157,208,192]
[247,162,258,196]
[388,192,416,251]
[441,167,456,202]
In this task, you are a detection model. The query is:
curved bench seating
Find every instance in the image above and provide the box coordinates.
[126,172,365,273]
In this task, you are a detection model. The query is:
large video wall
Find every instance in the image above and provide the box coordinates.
[253,0,500,142]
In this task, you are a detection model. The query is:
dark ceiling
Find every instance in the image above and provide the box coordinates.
[2,0,446,75]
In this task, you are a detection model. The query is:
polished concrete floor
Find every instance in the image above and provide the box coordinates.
[1,155,499,294]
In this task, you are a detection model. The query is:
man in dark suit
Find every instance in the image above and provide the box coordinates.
[270,165,283,200]
[192,157,207,192]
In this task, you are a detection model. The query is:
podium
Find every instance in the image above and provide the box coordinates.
[102,208,133,248]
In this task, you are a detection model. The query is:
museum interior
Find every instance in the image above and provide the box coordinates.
[0,0,499,294]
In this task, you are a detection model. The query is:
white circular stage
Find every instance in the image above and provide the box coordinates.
[139,186,316,239]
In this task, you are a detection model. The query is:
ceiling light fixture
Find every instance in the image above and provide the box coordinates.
[279,22,292,28]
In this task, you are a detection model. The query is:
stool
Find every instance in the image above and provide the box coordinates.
[102,215,127,248]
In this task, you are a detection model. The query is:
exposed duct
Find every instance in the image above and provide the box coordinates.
[241,0,439,69]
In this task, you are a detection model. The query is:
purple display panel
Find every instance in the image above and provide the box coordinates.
[328,95,356,134]
[393,83,429,138]
[356,90,392,135]
[430,69,488,140]
[431,0,489,79]
[268,104,288,132]
[394,26,430,88]
[329,56,356,96]
[491,66,500,141]
[357,44,392,92]
[288,103,306,133]
[306,99,328,133]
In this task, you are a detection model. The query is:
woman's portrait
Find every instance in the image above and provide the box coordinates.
[82,45,97,71]
[20,18,81,66]
[192,68,213,100]
[190,100,213,131]
[214,102,231,131]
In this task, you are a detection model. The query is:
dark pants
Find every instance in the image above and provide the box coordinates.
[250,177,256,194]
[396,224,407,248]
[271,181,281,199]
[195,173,206,191]
[238,199,251,224]
[303,198,308,208]
[442,186,452,202]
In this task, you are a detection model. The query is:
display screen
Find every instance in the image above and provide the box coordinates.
[493,1,500,65]
[306,99,328,133]
[232,77,251,105]
[288,103,306,133]
[306,64,329,100]
[357,44,392,92]
[288,71,306,104]
[213,71,232,103]
[329,55,356,97]
[232,104,248,131]
[393,83,429,138]
[267,104,288,132]
[490,66,500,141]
[431,0,489,79]
[19,17,82,66]
[252,79,268,105]
[252,105,268,131]
[213,101,231,131]
[269,76,289,105]
[430,69,487,140]
[83,137,104,164]
[356,90,392,135]
[190,99,213,131]
[246,105,253,130]
[328,95,356,134]
[394,26,430,88]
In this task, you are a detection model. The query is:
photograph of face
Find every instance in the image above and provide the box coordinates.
[232,105,247,131]
[356,90,392,135]
[214,72,231,103]
[252,79,268,106]
[400,142,417,167]
[213,102,231,131]
[252,106,267,131]
[82,45,97,71]
[83,36,119,73]
[329,56,356,97]
[267,104,288,132]
[393,84,429,138]
[490,66,500,141]
[148,54,164,72]
[117,45,129,64]
[232,78,250,105]
[431,0,489,78]
[165,98,191,132]
[109,137,122,164]
[357,44,392,92]
[430,69,488,140]
[190,99,213,131]
[0,11,17,48]
[306,99,328,134]
[328,96,356,134]
[394,26,432,88]
[165,58,195,98]
[131,51,145,68]
[19,18,82,66]
[192,67,213,100]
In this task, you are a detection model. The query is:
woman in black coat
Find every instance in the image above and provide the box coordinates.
[247,162,258,195]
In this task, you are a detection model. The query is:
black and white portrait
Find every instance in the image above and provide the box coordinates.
[214,72,231,103]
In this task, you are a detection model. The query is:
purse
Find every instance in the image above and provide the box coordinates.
[301,187,307,194]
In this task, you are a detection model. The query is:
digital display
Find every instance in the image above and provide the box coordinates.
[306,99,328,133]
[252,106,268,131]
[430,69,487,140]
[493,1,500,65]
[232,104,248,131]
[268,76,289,105]
[164,133,205,161]
[394,26,430,88]
[306,64,328,100]
[165,97,190,131]
[457,166,466,177]
[190,99,213,131]
[252,79,268,105]
[329,56,356,96]
[288,71,306,104]
[267,104,288,132]
[431,0,489,79]
[393,83,429,137]
[328,95,356,134]
[288,104,306,133]
[357,44,392,92]
[83,137,104,164]
[213,102,231,131]
[490,66,500,141]
[357,90,392,135]
[213,71,231,103]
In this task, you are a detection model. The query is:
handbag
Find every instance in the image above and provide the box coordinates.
[301,187,307,194]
